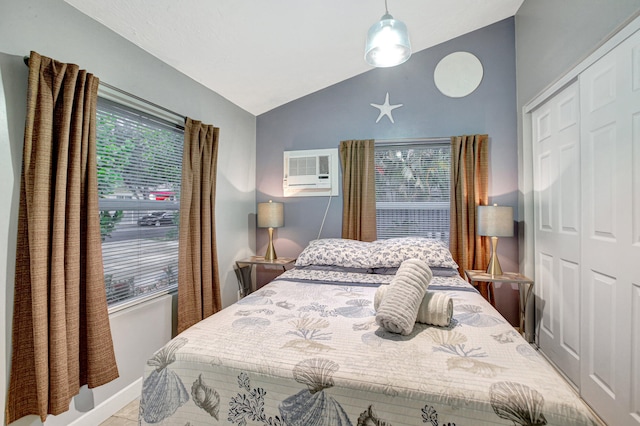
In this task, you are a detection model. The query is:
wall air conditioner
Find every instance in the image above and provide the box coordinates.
[283,148,339,197]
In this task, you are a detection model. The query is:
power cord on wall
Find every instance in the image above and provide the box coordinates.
[317,195,333,240]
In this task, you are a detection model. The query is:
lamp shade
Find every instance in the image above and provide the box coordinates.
[364,13,411,67]
[477,205,513,237]
[257,200,284,228]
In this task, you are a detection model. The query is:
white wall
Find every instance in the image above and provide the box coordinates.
[0,0,257,424]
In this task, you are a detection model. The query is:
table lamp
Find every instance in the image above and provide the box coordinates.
[477,204,513,276]
[257,200,284,261]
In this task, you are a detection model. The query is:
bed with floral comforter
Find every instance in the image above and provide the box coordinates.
[138,238,598,425]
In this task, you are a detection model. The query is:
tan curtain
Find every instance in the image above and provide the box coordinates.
[339,139,377,241]
[450,134,490,276]
[7,52,119,423]
[177,118,221,333]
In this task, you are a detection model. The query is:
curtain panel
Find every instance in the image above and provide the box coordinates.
[7,51,119,423]
[449,134,490,276]
[177,118,221,333]
[339,139,377,242]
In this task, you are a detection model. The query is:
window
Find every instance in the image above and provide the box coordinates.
[375,140,451,244]
[96,96,184,309]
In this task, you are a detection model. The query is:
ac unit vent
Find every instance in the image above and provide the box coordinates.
[289,156,317,177]
[318,155,329,175]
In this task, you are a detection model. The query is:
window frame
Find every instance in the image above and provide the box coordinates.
[96,84,185,314]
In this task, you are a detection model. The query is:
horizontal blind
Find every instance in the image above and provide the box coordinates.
[96,97,184,307]
[375,142,451,244]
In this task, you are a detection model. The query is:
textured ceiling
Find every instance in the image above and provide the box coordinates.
[64,0,523,115]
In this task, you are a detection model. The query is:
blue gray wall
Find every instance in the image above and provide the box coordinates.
[256,17,520,323]
[257,17,519,270]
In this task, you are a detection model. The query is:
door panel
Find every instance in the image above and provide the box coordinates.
[586,271,616,398]
[538,252,555,339]
[559,144,580,234]
[559,260,580,359]
[533,81,581,387]
[580,28,640,426]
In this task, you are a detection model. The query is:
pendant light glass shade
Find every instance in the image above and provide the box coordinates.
[365,12,411,67]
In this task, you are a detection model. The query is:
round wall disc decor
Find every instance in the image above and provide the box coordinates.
[434,51,483,98]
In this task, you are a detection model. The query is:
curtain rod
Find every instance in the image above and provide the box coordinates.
[23,55,186,124]
[99,82,186,125]
[375,137,450,146]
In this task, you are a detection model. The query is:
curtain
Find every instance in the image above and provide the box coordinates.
[7,52,119,423]
[449,134,490,276]
[339,139,377,241]
[177,118,221,333]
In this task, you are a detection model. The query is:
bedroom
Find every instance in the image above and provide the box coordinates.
[1,0,639,425]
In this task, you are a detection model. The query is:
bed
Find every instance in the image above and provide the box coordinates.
[138,238,599,425]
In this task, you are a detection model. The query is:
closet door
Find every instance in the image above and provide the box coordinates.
[532,81,582,388]
[579,28,640,425]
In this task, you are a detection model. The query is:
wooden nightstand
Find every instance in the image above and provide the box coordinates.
[464,270,534,338]
[235,256,296,297]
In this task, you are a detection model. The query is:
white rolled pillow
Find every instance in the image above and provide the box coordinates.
[375,285,453,328]
[374,258,433,335]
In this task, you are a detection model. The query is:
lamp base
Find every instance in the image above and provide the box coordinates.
[264,227,277,261]
[486,236,503,276]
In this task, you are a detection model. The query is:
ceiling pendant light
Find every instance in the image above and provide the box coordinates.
[364,0,412,67]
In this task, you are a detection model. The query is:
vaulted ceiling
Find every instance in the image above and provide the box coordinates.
[65,0,523,115]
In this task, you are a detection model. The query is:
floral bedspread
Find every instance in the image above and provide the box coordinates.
[139,270,598,425]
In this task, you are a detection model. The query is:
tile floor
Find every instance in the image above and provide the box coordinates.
[99,398,139,426]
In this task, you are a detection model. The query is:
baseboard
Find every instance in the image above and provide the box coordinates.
[67,378,141,426]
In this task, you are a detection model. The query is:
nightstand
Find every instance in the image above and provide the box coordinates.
[235,256,296,297]
[464,270,534,337]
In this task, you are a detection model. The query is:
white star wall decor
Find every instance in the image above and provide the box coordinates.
[370,92,403,124]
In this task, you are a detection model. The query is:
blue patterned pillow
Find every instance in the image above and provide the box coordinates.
[370,237,459,269]
[295,238,373,269]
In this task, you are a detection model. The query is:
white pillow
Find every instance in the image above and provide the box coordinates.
[295,238,373,269]
[370,237,459,270]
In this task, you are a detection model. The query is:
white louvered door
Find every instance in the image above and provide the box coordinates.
[579,28,640,426]
[532,81,582,389]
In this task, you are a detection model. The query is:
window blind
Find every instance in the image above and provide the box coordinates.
[375,142,451,243]
[96,97,184,307]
